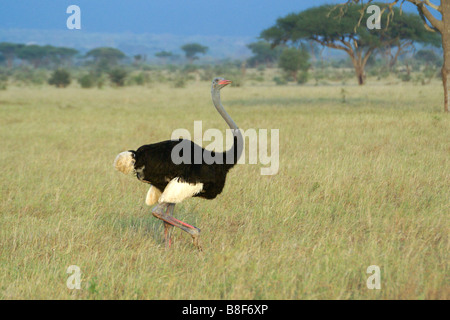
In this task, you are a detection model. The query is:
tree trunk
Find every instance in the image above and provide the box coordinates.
[356,67,365,85]
[441,1,450,113]
[348,48,373,86]
[351,58,365,85]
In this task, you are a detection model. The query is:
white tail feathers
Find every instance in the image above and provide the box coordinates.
[145,185,162,206]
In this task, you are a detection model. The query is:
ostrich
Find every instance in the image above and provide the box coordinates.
[114,78,243,249]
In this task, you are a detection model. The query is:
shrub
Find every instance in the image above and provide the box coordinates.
[398,72,411,82]
[173,77,186,88]
[278,47,310,82]
[108,68,128,87]
[230,76,244,87]
[13,67,48,85]
[0,70,7,90]
[129,72,150,86]
[78,73,95,88]
[48,69,71,88]
[182,64,198,74]
[273,76,287,85]
[297,71,308,84]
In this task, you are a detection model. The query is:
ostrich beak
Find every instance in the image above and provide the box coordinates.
[218,79,232,86]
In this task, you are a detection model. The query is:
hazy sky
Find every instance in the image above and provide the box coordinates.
[0,0,418,37]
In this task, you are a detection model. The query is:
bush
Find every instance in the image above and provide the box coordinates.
[128,72,150,86]
[200,66,215,81]
[297,71,308,84]
[48,69,71,88]
[78,73,95,88]
[108,68,128,86]
[182,64,198,74]
[398,73,411,82]
[173,77,186,88]
[13,67,48,85]
[278,47,310,82]
[0,70,8,90]
[273,76,287,85]
[230,76,244,87]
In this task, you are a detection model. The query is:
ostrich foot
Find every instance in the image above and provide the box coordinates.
[192,233,202,252]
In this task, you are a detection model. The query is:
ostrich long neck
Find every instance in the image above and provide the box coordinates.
[211,90,238,131]
[211,89,243,165]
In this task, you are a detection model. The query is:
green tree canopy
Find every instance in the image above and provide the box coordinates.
[376,7,441,69]
[0,42,24,67]
[180,43,208,62]
[415,49,441,67]
[261,3,438,85]
[155,51,173,58]
[246,41,283,67]
[86,47,126,71]
[17,45,48,68]
[41,46,79,67]
[278,47,310,83]
[345,0,448,112]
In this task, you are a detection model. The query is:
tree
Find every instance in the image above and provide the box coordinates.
[0,42,24,68]
[155,51,173,64]
[180,43,208,63]
[246,41,284,67]
[86,47,126,71]
[17,45,47,68]
[376,7,441,70]
[133,54,146,67]
[261,3,436,86]
[415,49,441,67]
[155,51,173,59]
[48,69,71,88]
[278,47,310,82]
[347,0,449,112]
[262,4,383,85]
[51,47,79,67]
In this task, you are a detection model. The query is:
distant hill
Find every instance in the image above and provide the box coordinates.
[0,28,254,61]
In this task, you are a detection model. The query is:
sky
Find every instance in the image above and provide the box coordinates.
[0,0,419,37]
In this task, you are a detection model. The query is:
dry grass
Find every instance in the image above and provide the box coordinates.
[0,80,448,299]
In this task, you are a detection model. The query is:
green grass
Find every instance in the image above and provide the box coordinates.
[0,81,448,299]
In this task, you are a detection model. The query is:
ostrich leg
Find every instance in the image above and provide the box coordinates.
[163,204,174,248]
[152,203,201,250]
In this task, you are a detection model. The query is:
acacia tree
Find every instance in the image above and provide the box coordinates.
[377,7,440,70]
[261,3,436,85]
[86,47,126,72]
[180,43,208,63]
[51,47,78,67]
[261,5,382,85]
[0,42,24,68]
[17,45,47,68]
[348,0,448,111]
[246,41,284,67]
[155,50,173,64]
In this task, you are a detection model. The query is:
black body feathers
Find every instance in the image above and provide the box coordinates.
[131,137,239,200]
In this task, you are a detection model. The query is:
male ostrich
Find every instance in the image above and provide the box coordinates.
[114,78,242,249]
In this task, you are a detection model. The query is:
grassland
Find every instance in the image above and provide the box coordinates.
[0,80,448,299]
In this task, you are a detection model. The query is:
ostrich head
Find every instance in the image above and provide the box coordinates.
[211,77,232,91]
[114,151,135,175]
